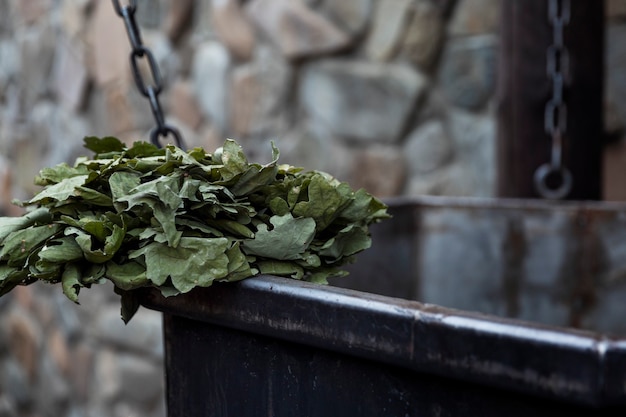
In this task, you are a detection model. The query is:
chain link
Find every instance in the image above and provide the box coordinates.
[534,0,572,200]
[111,0,183,148]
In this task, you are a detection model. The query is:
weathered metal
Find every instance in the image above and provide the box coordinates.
[140,198,626,416]
[340,197,626,335]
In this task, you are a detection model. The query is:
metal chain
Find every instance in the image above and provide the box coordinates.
[534,0,572,199]
[111,0,183,148]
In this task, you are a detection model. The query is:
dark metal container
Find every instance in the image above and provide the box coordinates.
[140,197,626,417]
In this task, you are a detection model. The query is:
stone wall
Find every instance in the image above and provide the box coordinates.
[0,1,625,417]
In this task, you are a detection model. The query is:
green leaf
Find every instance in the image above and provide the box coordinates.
[179,178,202,202]
[61,263,82,303]
[306,268,349,285]
[269,197,290,216]
[319,225,371,260]
[176,218,223,237]
[0,136,389,322]
[219,139,248,180]
[84,136,126,154]
[31,257,62,281]
[38,237,84,263]
[292,173,352,231]
[0,224,61,267]
[0,266,28,296]
[0,208,52,242]
[129,237,230,293]
[209,219,254,239]
[257,260,304,280]
[109,171,142,206]
[242,213,316,260]
[29,175,89,204]
[339,189,390,224]
[126,141,164,158]
[224,242,256,282]
[106,260,149,290]
[115,287,141,325]
[70,224,125,263]
[231,164,278,196]
[82,263,106,285]
[36,163,90,185]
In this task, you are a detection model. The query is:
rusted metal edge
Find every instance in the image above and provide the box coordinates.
[138,275,626,408]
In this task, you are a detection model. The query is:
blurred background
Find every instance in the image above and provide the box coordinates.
[0,0,625,416]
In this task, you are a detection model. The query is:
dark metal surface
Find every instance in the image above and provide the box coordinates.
[497,0,603,199]
[161,313,623,417]
[140,275,626,412]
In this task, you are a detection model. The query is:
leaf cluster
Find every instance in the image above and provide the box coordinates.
[0,137,389,322]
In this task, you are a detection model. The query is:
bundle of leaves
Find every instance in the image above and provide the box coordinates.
[0,137,388,322]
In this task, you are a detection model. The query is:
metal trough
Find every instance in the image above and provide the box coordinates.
[139,197,626,416]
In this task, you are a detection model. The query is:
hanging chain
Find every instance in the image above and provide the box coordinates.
[534,0,572,199]
[111,0,184,148]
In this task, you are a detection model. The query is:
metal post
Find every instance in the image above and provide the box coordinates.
[497,0,604,200]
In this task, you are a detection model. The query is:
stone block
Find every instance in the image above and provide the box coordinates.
[0,0,14,36]
[439,35,497,111]
[167,80,203,130]
[445,109,496,197]
[192,41,231,133]
[197,123,225,152]
[141,31,181,87]
[61,0,90,39]
[0,41,18,101]
[404,120,452,175]
[0,395,17,417]
[273,124,332,173]
[349,145,407,197]
[17,23,57,112]
[104,83,136,136]
[404,170,446,196]
[448,0,500,36]
[317,0,373,37]
[135,0,165,29]
[53,35,89,112]
[0,155,18,216]
[89,0,130,87]
[163,0,194,43]
[400,1,445,71]
[363,0,412,61]
[34,355,71,417]
[116,355,163,405]
[47,330,70,377]
[93,350,121,402]
[230,46,292,137]
[0,360,32,407]
[5,308,42,381]
[67,344,95,402]
[300,60,426,142]
[15,0,51,25]
[93,306,164,359]
[211,0,256,61]
[246,0,351,59]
